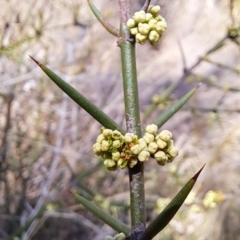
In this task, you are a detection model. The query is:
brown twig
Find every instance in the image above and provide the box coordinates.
[142,0,151,12]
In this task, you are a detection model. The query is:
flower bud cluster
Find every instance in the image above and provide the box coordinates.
[92,124,178,171]
[126,5,167,45]
[141,124,179,166]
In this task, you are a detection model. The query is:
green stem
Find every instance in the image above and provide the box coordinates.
[118,1,145,239]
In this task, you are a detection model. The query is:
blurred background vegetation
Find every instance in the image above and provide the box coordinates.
[0,0,239,239]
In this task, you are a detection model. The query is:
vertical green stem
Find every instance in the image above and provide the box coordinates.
[118,1,145,239]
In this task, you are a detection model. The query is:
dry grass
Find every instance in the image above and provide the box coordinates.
[0,0,240,239]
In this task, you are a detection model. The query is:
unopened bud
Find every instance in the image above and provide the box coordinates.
[168,146,179,158]
[147,142,158,154]
[156,138,167,149]
[129,159,138,168]
[102,129,113,138]
[138,150,150,162]
[158,130,172,142]
[92,143,102,153]
[112,140,121,148]
[127,18,136,28]
[143,132,155,144]
[154,150,168,162]
[136,33,147,45]
[133,10,146,23]
[114,232,126,240]
[96,134,105,143]
[101,140,110,151]
[131,144,142,155]
[112,130,122,140]
[104,159,116,167]
[146,124,158,135]
[112,151,121,161]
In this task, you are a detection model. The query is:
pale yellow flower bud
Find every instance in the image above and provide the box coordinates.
[127,18,136,28]
[102,129,113,138]
[133,10,146,23]
[112,151,121,161]
[130,27,138,35]
[156,20,167,33]
[114,232,126,240]
[146,124,158,135]
[148,19,158,30]
[104,159,116,167]
[149,5,161,15]
[124,133,134,143]
[138,150,150,162]
[112,140,121,148]
[92,143,102,153]
[131,144,142,155]
[156,138,167,149]
[143,132,155,144]
[158,130,172,142]
[96,134,105,143]
[168,146,179,158]
[136,33,147,45]
[112,130,122,140]
[138,138,147,150]
[148,30,160,43]
[154,150,168,162]
[147,142,158,154]
[118,158,128,169]
[101,140,110,151]
[129,159,138,168]
[146,13,153,21]
[138,23,150,35]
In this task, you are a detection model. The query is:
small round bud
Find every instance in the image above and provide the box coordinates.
[138,150,150,162]
[102,129,113,138]
[112,140,121,148]
[129,159,138,168]
[147,142,158,154]
[133,10,146,23]
[148,30,160,43]
[127,18,136,28]
[143,132,155,144]
[154,151,168,162]
[148,19,158,30]
[156,20,167,33]
[124,133,135,143]
[159,130,172,142]
[138,138,147,150]
[104,159,116,167]
[114,232,126,240]
[168,146,179,158]
[145,13,153,21]
[130,27,138,35]
[112,130,122,140]
[96,134,105,143]
[138,23,150,35]
[118,158,128,169]
[101,140,110,151]
[131,144,142,155]
[149,5,161,15]
[112,151,121,161]
[92,143,102,153]
[136,33,147,45]
[156,138,167,149]
[146,124,158,135]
